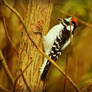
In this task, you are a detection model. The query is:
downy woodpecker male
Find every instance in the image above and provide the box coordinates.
[40,16,78,80]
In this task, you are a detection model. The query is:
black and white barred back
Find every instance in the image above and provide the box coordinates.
[40,16,78,80]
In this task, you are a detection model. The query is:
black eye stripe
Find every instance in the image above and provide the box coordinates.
[64,19,70,25]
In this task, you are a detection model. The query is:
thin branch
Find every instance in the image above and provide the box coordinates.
[20,70,31,92]
[2,17,19,55]
[70,20,73,43]
[63,53,69,92]
[63,22,72,92]
[60,10,92,28]
[0,84,10,92]
[2,1,80,92]
[0,50,15,84]
[13,61,32,92]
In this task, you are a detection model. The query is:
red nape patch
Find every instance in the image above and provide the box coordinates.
[72,17,78,26]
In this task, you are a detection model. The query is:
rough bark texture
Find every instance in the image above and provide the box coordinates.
[16,0,54,92]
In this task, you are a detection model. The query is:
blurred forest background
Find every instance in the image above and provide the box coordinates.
[0,0,92,92]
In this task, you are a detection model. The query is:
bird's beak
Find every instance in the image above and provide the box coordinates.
[58,18,63,23]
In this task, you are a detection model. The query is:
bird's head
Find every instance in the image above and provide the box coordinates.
[59,16,78,34]
[63,16,78,34]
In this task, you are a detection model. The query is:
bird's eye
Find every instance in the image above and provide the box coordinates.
[72,21,75,25]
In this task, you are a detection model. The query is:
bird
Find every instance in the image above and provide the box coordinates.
[40,16,78,81]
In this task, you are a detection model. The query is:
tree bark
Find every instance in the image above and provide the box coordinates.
[16,0,54,92]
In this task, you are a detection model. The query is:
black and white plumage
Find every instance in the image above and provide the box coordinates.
[40,16,78,80]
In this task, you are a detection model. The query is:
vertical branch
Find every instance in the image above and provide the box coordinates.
[63,21,72,92]
[0,50,14,84]
[2,17,19,55]
[63,53,69,92]
[70,20,72,43]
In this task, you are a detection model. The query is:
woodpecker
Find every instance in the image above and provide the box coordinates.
[40,16,78,81]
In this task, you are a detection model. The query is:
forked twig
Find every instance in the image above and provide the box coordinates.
[20,70,31,92]
[13,61,32,92]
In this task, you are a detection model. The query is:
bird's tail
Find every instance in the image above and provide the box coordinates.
[40,59,51,81]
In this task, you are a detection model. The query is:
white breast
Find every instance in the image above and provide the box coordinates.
[43,24,64,54]
[40,24,64,74]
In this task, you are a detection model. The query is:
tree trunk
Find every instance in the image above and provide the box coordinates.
[16,0,54,92]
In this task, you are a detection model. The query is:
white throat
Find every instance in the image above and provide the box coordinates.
[66,25,74,31]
